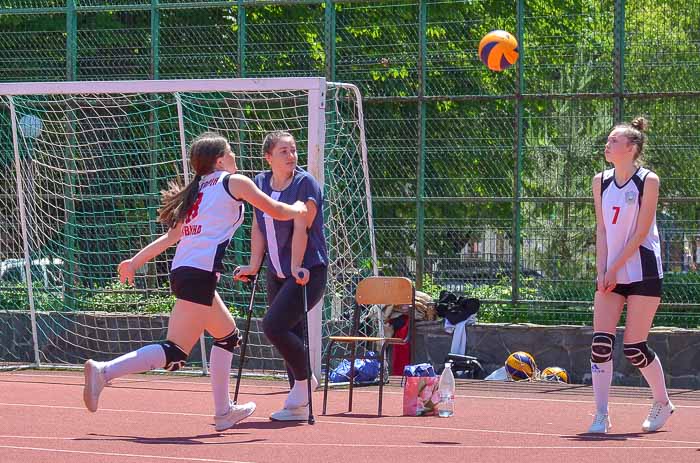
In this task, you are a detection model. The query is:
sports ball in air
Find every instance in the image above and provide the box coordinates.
[505,351,537,381]
[478,30,519,71]
[541,366,569,384]
[18,114,43,139]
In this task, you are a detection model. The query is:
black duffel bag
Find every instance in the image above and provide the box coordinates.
[435,290,480,325]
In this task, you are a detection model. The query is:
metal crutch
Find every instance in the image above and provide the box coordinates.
[233,270,261,404]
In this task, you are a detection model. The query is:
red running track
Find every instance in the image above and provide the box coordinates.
[0,370,699,463]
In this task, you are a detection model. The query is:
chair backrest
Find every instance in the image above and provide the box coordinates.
[354,277,416,362]
[355,276,414,305]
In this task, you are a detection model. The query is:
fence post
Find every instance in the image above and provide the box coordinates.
[148,0,161,287]
[151,0,160,80]
[416,0,427,291]
[66,0,77,81]
[512,0,526,304]
[613,0,625,123]
[237,0,247,78]
[324,0,336,82]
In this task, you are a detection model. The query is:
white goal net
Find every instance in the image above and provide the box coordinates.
[0,78,376,378]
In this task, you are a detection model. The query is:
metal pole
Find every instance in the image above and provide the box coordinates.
[237,0,247,78]
[8,98,41,366]
[148,0,161,287]
[66,0,77,81]
[613,0,626,124]
[151,0,160,80]
[512,0,525,304]
[324,1,336,82]
[175,93,209,376]
[416,0,427,291]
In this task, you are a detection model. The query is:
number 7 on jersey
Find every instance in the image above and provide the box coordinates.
[611,206,621,224]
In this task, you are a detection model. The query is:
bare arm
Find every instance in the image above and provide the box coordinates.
[291,199,318,284]
[233,214,268,282]
[592,173,608,291]
[118,223,182,284]
[228,174,306,221]
[249,214,267,271]
[606,173,660,277]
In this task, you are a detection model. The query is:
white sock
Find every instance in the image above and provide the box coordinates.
[284,375,317,409]
[639,356,670,404]
[285,379,309,409]
[591,360,613,414]
[102,344,166,382]
[210,345,233,416]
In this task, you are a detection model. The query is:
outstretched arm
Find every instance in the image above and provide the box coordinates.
[118,223,182,285]
[228,174,306,221]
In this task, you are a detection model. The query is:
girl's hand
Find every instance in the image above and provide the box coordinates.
[596,272,606,292]
[291,200,308,218]
[603,270,617,293]
[118,259,136,285]
[233,265,258,284]
[293,266,310,286]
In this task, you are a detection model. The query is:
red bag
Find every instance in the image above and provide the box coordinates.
[402,376,440,416]
[390,315,410,375]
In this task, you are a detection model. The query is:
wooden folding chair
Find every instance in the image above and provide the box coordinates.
[322,276,415,416]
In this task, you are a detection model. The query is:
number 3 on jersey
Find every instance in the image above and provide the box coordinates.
[185,192,203,224]
[611,206,621,225]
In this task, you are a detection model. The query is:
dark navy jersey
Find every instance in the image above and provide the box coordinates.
[254,167,328,277]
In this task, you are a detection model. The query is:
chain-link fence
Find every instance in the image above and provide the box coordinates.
[1,0,699,327]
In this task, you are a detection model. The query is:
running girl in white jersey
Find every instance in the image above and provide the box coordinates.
[589,117,674,434]
[82,132,307,432]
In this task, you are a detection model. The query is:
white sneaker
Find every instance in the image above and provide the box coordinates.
[283,375,319,409]
[587,412,611,434]
[642,401,675,432]
[214,401,256,432]
[270,406,309,422]
[83,359,107,412]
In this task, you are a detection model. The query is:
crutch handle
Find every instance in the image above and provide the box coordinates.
[294,267,310,286]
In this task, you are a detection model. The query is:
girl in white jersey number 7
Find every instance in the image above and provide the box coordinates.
[588,117,674,434]
[82,132,307,432]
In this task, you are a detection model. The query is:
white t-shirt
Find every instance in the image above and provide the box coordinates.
[171,171,244,273]
[600,167,663,284]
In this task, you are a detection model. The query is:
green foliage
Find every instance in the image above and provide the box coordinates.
[659,272,700,304]
[76,281,176,314]
[0,283,63,312]
[420,273,445,299]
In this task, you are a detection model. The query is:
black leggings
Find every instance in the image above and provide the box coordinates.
[263,266,327,381]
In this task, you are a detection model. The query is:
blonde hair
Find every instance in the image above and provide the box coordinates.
[612,116,649,163]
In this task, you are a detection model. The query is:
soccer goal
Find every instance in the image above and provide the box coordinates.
[0,77,377,379]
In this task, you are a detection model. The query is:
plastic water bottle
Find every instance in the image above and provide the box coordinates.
[438,362,455,417]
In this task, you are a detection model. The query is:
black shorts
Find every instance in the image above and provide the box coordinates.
[611,278,662,298]
[169,266,219,306]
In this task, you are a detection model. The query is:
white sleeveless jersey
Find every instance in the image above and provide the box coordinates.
[600,167,663,283]
[171,171,245,273]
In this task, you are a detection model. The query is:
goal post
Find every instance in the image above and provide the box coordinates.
[0,77,376,380]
